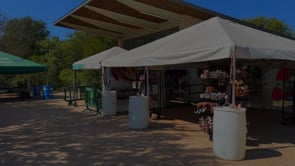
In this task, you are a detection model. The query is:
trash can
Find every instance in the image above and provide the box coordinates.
[102,91,117,116]
[32,86,41,96]
[213,106,247,160]
[85,87,95,107]
[128,96,149,129]
[43,85,53,99]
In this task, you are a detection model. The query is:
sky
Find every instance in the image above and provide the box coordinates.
[0,0,294,40]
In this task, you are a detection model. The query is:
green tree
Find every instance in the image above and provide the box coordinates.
[59,68,73,86]
[245,16,294,38]
[0,13,7,35]
[0,16,49,58]
[0,13,7,49]
[60,31,116,88]
[30,37,63,88]
[0,15,116,90]
[31,31,116,89]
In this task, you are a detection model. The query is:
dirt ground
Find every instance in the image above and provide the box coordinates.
[0,94,295,166]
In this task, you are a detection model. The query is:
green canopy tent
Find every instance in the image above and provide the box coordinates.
[0,51,47,74]
[0,50,48,98]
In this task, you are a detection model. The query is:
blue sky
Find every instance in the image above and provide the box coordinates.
[0,0,294,40]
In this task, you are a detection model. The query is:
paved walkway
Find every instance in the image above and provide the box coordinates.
[0,96,294,166]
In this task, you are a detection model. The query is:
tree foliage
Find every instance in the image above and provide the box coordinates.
[245,16,294,38]
[0,15,116,90]
[30,31,116,89]
[0,16,49,58]
[59,31,116,88]
[0,13,7,35]
[4,15,294,91]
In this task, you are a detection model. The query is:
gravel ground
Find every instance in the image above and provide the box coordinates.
[0,94,294,166]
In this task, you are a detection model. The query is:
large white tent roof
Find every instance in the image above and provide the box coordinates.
[73,47,127,70]
[102,17,295,67]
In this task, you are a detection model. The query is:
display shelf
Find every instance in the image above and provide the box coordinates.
[192,102,215,140]
[275,68,295,125]
[148,70,162,118]
[165,69,189,105]
[194,69,229,139]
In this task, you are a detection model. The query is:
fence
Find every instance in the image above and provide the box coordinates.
[64,86,86,105]
[64,86,101,115]
[84,86,102,115]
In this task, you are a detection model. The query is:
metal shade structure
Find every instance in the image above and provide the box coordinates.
[55,0,228,40]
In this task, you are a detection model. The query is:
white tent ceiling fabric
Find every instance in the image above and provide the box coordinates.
[72,47,127,70]
[102,17,295,67]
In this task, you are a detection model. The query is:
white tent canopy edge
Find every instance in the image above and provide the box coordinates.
[71,46,127,101]
[73,46,127,70]
[102,17,295,68]
[101,16,295,105]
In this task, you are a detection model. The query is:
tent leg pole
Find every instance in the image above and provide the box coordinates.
[102,67,105,91]
[73,70,77,106]
[232,54,236,106]
[146,67,149,96]
[46,71,48,86]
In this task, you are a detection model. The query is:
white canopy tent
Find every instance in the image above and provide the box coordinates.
[71,47,127,104]
[102,17,295,67]
[102,16,295,104]
[73,47,127,70]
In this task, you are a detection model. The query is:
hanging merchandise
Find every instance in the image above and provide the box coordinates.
[199,69,228,103]
[194,68,229,140]
[251,65,262,80]
[193,102,216,140]
[111,67,135,81]
[235,80,249,98]
[274,67,295,124]
[276,67,290,81]
[136,70,146,96]
[271,84,283,101]
[127,67,137,80]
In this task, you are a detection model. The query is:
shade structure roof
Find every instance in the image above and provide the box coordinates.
[55,0,227,40]
[0,51,47,74]
[72,47,127,70]
[102,17,295,67]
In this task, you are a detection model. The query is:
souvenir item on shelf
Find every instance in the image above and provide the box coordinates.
[276,67,290,81]
[193,102,216,140]
[271,84,283,101]
[199,69,228,102]
[196,68,230,140]
[235,80,249,97]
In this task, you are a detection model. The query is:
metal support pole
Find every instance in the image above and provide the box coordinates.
[231,52,236,106]
[72,70,77,105]
[102,66,105,91]
[146,67,149,96]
